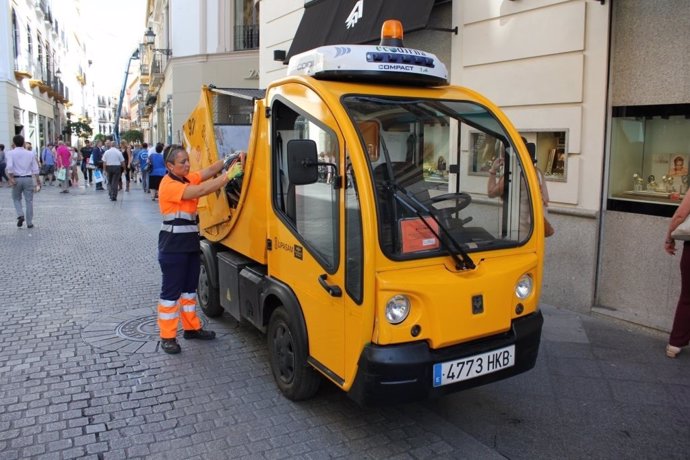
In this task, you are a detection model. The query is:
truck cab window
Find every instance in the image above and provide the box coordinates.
[272,100,339,270]
[343,96,534,259]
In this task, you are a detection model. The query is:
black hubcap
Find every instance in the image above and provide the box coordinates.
[272,323,295,384]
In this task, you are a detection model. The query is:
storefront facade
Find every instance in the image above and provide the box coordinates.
[597,0,690,329]
[260,0,689,332]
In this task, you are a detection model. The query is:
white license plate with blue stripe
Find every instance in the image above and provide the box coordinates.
[433,345,515,387]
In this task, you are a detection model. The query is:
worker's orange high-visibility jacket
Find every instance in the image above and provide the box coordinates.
[158,171,202,252]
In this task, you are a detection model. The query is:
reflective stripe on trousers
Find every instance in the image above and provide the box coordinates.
[160,224,199,233]
[157,293,201,339]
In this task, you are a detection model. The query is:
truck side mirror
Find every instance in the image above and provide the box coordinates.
[287,139,319,185]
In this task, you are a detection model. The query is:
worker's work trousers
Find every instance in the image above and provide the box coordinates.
[157,251,202,339]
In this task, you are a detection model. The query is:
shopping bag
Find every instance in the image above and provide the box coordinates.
[93,169,104,183]
[56,168,67,181]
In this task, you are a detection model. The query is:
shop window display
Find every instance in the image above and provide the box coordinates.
[608,105,690,213]
[470,130,567,182]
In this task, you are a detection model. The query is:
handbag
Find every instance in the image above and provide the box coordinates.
[56,168,67,181]
[671,214,690,241]
[93,169,104,183]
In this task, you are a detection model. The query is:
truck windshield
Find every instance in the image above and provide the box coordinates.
[342,96,534,260]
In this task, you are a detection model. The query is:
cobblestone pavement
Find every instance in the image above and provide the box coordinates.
[1,180,689,459]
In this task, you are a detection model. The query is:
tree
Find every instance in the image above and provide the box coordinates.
[93,134,107,144]
[63,119,93,139]
[122,130,143,143]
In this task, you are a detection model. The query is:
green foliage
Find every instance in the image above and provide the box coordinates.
[122,130,143,143]
[93,134,107,143]
[64,120,93,139]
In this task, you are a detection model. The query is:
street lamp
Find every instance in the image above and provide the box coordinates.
[143,27,172,56]
[55,68,62,78]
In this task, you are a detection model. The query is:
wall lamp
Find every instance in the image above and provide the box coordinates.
[144,27,172,56]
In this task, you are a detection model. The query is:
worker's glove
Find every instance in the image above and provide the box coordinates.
[226,161,243,180]
[223,152,241,170]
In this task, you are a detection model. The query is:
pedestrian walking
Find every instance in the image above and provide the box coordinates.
[156,144,243,354]
[119,140,132,192]
[148,143,166,201]
[6,135,40,228]
[0,144,8,187]
[80,140,93,186]
[91,140,106,190]
[139,142,150,193]
[102,142,125,202]
[70,147,80,188]
[55,141,71,192]
[664,192,690,358]
[40,143,56,186]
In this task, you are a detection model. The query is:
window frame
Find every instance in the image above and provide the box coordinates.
[270,95,341,274]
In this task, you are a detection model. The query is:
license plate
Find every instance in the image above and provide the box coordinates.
[433,345,515,387]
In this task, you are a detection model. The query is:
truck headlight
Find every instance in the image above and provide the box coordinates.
[385,295,410,324]
[515,274,533,299]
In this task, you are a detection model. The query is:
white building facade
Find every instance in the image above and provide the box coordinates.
[259,0,690,332]
[138,0,260,146]
[1,0,94,150]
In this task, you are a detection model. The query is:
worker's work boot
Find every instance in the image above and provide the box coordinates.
[183,329,216,340]
[160,338,181,354]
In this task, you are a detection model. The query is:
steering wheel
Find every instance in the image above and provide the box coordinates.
[429,192,472,226]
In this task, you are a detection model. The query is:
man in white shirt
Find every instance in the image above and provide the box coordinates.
[6,135,41,228]
[102,142,125,202]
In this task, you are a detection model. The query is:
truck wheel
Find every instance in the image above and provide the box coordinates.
[268,307,321,401]
[198,253,222,317]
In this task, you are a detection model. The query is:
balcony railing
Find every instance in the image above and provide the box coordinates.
[234,24,259,51]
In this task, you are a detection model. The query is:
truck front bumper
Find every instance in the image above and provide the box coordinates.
[348,311,543,406]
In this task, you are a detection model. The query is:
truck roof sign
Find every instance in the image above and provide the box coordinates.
[287,44,449,87]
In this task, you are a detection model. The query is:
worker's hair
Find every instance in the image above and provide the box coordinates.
[164,144,185,164]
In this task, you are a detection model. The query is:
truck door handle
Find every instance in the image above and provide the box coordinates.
[318,274,342,297]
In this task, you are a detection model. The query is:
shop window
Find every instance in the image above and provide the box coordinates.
[608,104,690,215]
[470,130,568,182]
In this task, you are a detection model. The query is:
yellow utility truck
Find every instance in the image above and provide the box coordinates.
[183,21,544,405]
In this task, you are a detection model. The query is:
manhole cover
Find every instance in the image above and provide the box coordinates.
[82,307,208,354]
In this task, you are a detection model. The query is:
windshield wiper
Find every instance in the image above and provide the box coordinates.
[375,128,475,270]
[390,184,475,270]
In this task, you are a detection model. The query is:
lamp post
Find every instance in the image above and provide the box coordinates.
[113,49,140,144]
[144,27,172,56]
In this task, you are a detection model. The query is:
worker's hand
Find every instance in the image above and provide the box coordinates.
[226,161,243,180]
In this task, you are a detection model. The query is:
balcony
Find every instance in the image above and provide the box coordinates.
[234,24,259,51]
[148,54,165,89]
[13,59,32,80]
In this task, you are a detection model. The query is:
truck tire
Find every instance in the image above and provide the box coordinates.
[198,252,222,317]
[268,306,321,401]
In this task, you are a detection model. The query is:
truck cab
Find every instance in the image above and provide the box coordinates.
[186,21,544,405]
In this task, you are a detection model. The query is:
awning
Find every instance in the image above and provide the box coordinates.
[286,0,435,61]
